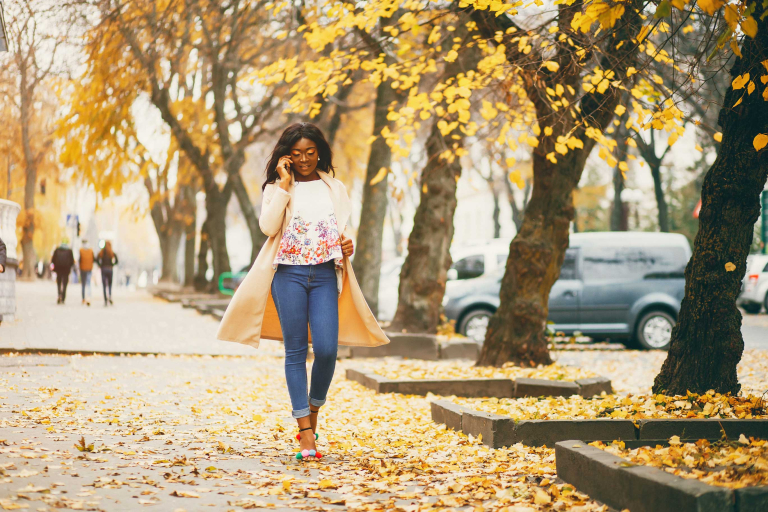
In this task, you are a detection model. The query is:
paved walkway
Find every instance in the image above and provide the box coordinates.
[0,281,264,355]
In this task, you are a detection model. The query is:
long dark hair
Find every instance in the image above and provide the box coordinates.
[262,123,335,191]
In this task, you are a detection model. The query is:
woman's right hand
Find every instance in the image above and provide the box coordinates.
[277,156,293,191]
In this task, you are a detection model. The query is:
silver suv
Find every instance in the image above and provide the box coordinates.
[443,232,692,350]
[738,254,768,314]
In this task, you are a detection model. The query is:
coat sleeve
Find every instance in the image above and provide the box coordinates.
[0,237,6,272]
[258,184,291,237]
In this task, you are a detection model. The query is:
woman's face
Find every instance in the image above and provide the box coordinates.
[289,138,319,177]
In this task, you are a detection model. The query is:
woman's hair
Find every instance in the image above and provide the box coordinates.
[262,123,335,191]
[103,241,114,259]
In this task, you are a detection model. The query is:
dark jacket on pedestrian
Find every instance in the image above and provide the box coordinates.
[0,236,6,273]
[96,249,118,269]
[51,245,75,274]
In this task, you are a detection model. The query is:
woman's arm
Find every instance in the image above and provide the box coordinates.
[113,253,119,266]
[258,184,291,237]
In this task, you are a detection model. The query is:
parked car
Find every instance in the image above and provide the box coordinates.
[377,239,513,322]
[443,232,692,350]
[738,254,768,314]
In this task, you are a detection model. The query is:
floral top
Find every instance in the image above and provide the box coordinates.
[274,180,344,268]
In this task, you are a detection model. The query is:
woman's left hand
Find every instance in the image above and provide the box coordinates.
[340,234,354,257]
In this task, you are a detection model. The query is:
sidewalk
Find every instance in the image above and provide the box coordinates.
[0,281,263,356]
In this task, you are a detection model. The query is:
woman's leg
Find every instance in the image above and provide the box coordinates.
[307,262,339,433]
[271,265,318,452]
[106,269,113,301]
[101,269,108,304]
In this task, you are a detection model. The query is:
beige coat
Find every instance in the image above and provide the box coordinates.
[216,171,390,349]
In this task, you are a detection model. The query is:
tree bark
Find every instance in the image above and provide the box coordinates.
[352,78,404,315]
[653,17,768,395]
[183,185,197,288]
[194,218,211,291]
[389,122,463,333]
[611,129,628,231]
[491,180,502,239]
[650,159,670,232]
[471,1,643,366]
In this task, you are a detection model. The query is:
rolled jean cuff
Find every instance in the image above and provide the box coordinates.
[309,397,326,408]
[292,407,311,419]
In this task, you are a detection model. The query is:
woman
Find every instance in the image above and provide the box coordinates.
[96,241,118,306]
[216,123,389,461]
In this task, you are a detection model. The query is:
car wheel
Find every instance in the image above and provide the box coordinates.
[634,311,675,350]
[743,302,762,315]
[459,309,494,344]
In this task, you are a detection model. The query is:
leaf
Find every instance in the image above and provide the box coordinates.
[318,479,336,489]
[739,434,749,444]
[369,167,388,186]
[170,490,199,498]
[534,489,551,504]
[742,17,758,38]
[543,61,560,72]
[697,0,725,16]
[74,436,94,453]
[725,262,736,272]
[753,133,768,151]
[714,132,723,142]
[669,435,681,445]
[732,73,750,90]
[654,1,672,18]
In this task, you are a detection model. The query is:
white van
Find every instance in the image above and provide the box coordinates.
[738,254,768,314]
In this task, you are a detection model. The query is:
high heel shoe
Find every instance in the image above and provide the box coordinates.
[296,407,321,441]
[294,427,322,460]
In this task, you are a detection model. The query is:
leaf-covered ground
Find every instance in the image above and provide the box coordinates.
[0,352,608,511]
[363,360,595,382]
[594,436,768,488]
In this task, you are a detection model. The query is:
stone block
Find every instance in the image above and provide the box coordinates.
[438,340,479,360]
[350,332,440,360]
[461,409,517,448]
[576,376,613,397]
[556,441,734,512]
[514,419,636,447]
[391,378,513,398]
[514,378,580,398]
[430,400,468,432]
[637,419,768,442]
[735,486,768,512]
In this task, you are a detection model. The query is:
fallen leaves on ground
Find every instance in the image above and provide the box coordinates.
[0,353,610,511]
[594,437,768,488]
[367,360,595,382]
[454,390,767,421]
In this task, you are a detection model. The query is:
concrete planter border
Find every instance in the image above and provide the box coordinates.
[555,440,768,512]
[430,399,768,449]
[347,369,612,399]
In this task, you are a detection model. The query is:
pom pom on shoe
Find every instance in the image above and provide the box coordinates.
[295,452,303,460]
[308,449,316,457]
[301,449,310,458]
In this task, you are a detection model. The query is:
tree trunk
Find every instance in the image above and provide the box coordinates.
[20,86,37,280]
[650,159,670,232]
[194,218,210,291]
[159,226,182,282]
[652,18,768,395]
[183,185,197,288]
[611,131,628,231]
[389,122,463,333]
[226,154,267,263]
[205,188,232,293]
[352,79,404,315]
[491,180,501,238]
[471,0,642,367]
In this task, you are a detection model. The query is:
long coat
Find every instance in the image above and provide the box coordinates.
[216,171,390,349]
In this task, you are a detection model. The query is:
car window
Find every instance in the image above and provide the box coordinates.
[451,254,485,280]
[763,261,768,273]
[581,246,688,281]
[560,248,579,280]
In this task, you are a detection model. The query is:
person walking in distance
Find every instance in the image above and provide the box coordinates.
[0,236,6,274]
[51,239,75,304]
[96,241,118,306]
[79,239,94,306]
[216,123,390,462]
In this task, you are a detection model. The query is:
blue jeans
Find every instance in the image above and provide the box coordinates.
[271,261,339,419]
[81,270,91,300]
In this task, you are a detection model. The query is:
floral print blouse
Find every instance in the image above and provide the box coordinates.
[274,180,344,268]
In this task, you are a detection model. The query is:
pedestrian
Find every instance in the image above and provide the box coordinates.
[51,239,75,304]
[96,241,118,306]
[0,236,6,274]
[79,239,94,306]
[216,123,390,461]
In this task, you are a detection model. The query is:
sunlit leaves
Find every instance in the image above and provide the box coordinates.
[697,0,725,16]
[753,133,768,151]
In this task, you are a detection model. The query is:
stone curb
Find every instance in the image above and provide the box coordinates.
[555,440,767,512]
[342,333,482,360]
[430,400,768,449]
[346,369,612,399]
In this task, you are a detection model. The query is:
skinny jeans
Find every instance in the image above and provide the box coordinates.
[271,261,339,419]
